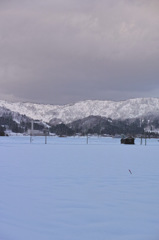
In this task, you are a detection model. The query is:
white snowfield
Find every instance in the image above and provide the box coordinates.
[0,136,159,240]
[1,98,159,123]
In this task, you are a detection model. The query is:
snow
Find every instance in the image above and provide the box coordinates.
[1,98,159,123]
[0,136,159,240]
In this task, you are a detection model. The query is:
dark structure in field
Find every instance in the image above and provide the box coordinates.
[121,137,135,144]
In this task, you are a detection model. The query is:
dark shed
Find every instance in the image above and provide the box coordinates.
[121,137,135,144]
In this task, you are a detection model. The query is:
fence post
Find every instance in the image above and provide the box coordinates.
[140,136,142,145]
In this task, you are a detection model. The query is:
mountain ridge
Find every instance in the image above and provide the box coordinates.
[0,97,159,124]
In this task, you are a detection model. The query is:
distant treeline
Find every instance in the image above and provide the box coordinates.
[1,115,159,137]
[49,116,159,137]
[0,116,44,134]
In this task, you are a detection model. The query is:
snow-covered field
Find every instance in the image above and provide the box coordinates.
[0,136,159,240]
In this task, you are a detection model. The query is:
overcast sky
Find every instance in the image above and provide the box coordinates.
[0,0,159,104]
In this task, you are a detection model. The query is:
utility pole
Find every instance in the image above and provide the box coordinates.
[44,128,49,144]
[30,120,34,143]
[45,133,47,144]
[140,136,142,145]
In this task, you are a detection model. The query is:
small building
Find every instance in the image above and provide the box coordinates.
[121,137,135,145]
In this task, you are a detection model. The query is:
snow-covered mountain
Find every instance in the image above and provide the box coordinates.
[0,106,31,124]
[0,98,159,124]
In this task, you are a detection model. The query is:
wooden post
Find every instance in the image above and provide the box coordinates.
[30,120,34,143]
[30,135,32,143]
[140,137,142,145]
[44,128,48,144]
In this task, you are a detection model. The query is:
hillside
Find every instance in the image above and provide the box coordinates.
[0,98,159,124]
[1,98,159,136]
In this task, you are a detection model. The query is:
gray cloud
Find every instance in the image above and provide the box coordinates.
[0,0,159,104]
